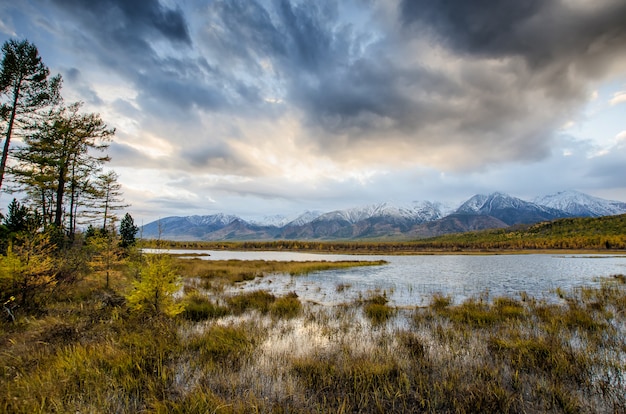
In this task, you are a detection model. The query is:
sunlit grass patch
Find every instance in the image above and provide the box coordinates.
[361,292,395,325]
[442,299,500,327]
[187,324,255,367]
[174,258,387,285]
[182,291,229,321]
[291,350,408,411]
[150,388,235,414]
[429,293,452,310]
[226,290,276,314]
[269,291,302,319]
[364,303,395,325]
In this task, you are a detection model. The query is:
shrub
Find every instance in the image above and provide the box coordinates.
[126,254,183,317]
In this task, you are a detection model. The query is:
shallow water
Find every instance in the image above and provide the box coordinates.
[163,249,626,306]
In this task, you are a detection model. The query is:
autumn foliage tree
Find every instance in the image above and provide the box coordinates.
[126,253,183,317]
[0,231,57,309]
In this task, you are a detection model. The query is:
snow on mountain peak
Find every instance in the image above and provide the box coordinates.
[534,190,626,217]
[185,214,239,226]
[312,201,445,224]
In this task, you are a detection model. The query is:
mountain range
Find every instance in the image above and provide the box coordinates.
[140,190,626,241]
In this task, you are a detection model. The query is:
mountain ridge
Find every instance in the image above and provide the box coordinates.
[140,191,626,241]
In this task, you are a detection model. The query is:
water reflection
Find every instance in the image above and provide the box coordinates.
[160,249,626,306]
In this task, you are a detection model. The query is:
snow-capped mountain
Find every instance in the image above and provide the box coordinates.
[313,201,446,224]
[141,214,240,239]
[250,211,324,227]
[185,214,239,226]
[248,214,292,228]
[284,211,324,227]
[140,190,625,240]
[457,192,539,214]
[454,192,569,225]
[534,190,626,217]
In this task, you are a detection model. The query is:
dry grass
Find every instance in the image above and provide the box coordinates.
[1,257,625,413]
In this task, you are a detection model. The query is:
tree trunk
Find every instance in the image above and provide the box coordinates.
[54,166,66,228]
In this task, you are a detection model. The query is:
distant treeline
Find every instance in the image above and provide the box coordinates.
[142,214,626,253]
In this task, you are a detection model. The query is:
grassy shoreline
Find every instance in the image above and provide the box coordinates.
[2,258,625,413]
[153,243,626,256]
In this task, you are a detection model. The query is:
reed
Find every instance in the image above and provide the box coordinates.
[182,291,229,321]
[269,291,302,319]
[174,258,387,285]
[2,257,625,413]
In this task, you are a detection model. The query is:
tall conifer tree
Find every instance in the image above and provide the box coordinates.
[0,39,61,191]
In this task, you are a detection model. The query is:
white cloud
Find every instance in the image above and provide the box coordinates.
[609,90,626,106]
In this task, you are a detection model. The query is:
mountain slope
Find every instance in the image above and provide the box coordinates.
[408,214,509,238]
[455,192,569,225]
[141,214,239,240]
[140,191,625,241]
[534,190,626,217]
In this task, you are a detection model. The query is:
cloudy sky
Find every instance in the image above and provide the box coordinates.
[2,0,625,224]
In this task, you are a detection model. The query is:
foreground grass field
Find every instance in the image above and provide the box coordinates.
[1,257,625,413]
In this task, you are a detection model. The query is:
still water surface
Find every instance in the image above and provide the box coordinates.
[171,250,626,306]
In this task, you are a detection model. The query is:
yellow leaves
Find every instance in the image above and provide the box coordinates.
[126,254,183,317]
[0,233,58,305]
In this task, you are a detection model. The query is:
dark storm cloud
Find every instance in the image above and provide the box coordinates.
[200,0,390,129]
[48,0,254,114]
[180,142,251,172]
[400,0,626,70]
[400,0,546,58]
[275,0,340,73]
[199,0,285,71]
[34,0,626,172]
[276,0,626,164]
[51,0,190,45]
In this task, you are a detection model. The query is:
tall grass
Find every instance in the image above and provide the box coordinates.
[2,259,625,413]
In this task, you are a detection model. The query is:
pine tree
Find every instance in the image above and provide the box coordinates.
[0,39,61,191]
[85,171,127,231]
[11,102,114,233]
[119,212,139,249]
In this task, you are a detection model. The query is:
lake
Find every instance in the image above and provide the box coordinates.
[165,249,626,306]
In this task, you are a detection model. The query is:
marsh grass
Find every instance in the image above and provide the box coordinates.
[269,291,302,319]
[175,258,386,287]
[182,291,229,321]
[226,290,276,314]
[1,258,625,413]
[362,292,395,325]
[187,324,255,367]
